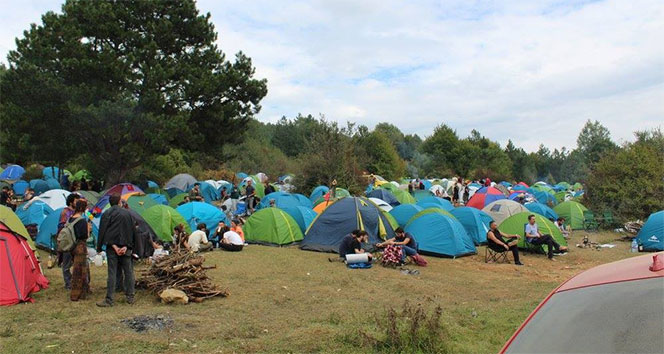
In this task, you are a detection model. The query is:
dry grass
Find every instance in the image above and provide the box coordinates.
[0,231,638,353]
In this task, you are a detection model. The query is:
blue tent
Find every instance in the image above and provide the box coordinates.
[12,180,29,196]
[187,181,219,203]
[534,191,558,206]
[637,210,663,251]
[148,193,169,206]
[412,189,434,202]
[29,179,49,195]
[389,204,424,227]
[218,182,233,195]
[404,209,476,258]
[176,202,228,231]
[147,180,159,189]
[525,202,559,221]
[416,196,453,211]
[1,165,25,180]
[309,185,329,202]
[500,181,512,188]
[44,177,61,190]
[301,197,395,253]
[449,207,492,245]
[282,206,317,233]
[42,166,60,179]
[258,192,313,210]
[16,201,54,229]
[236,172,248,180]
[35,207,63,251]
[366,189,400,207]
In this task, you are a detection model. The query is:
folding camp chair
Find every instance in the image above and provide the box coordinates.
[583,210,599,231]
[234,201,247,217]
[524,223,544,254]
[601,210,614,228]
[485,245,509,263]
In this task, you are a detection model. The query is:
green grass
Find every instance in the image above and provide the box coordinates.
[0,231,638,353]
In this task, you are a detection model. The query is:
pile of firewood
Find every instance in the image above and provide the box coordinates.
[624,220,643,235]
[136,250,229,303]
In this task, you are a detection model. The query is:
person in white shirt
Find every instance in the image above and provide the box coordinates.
[220,230,244,252]
[187,223,212,252]
[525,215,567,260]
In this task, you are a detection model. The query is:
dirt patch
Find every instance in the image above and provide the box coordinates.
[121,315,174,333]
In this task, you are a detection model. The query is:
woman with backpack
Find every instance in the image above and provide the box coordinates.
[69,199,91,301]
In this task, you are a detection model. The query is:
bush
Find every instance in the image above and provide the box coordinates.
[358,301,449,354]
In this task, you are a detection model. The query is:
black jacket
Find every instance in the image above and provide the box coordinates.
[97,206,136,251]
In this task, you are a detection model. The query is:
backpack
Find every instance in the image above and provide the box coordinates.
[381,245,403,267]
[57,217,83,252]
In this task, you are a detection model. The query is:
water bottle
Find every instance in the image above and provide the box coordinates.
[630,239,638,253]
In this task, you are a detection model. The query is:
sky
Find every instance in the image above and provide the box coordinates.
[1,0,662,152]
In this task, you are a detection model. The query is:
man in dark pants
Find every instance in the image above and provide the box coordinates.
[58,193,80,289]
[525,214,568,260]
[96,195,137,307]
[486,221,523,265]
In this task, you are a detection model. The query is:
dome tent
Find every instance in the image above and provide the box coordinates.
[525,202,559,221]
[142,205,191,242]
[0,206,36,251]
[636,210,663,251]
[366,189,400,207]
[165,173,197,192]
[126,195,159,215]
[176,202,228,231]
[498,212,567,252]
[309,186,329,203]
[301,197,395,254]
[553,201,588,230]
[258,192,313,210]
[281,206,317,233]
[404,209,476,258]
[416,196,454,211]
[449,207,493,245]
[482,199,529,225]
[244,208,304,246]
[389,204,424,227]
[467,187,506,209]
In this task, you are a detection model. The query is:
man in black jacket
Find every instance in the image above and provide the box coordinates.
[96,194,137,307]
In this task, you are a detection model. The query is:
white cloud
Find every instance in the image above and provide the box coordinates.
[2,0,662,151]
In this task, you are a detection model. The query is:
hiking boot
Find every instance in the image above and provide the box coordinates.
[515,262,524,266]
[96,300,113,307]
[548,257,557,261]
[126,297,135,305]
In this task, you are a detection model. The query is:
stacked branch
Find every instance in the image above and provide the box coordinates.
[136,250,229,303]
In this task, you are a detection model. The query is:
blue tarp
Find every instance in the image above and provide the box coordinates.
[389,204,424,227]
[449,207,493,245]
[405,210,476,258]
[176,201,228,231]
[637,210,663,251]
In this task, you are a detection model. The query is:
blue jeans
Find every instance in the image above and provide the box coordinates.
[401,245,417,261]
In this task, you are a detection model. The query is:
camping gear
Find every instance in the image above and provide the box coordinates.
[389,204,424,227]
[0,165,25,181]
[467,187,507,209]
[449,207,493,245]
[405,209,476,258]
[0,222,49,306]
[16,201,53,232]
[244,208,304,246]
[345,253,370,264]
[411,189,434,202]
[301,197,395,253]
[381,245,403,267]
[148,193,169,206]
[636,211,663,251]
[553,201,589,230]
[482,199,529,225]
[164,173,197,192]
[56,216,83,252]
[175,202,228,231]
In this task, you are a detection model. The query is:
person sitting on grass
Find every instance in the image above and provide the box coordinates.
[220,228,244,252]
[526,214,568,261]
[332,230,373,262]
[486,221,523,265]
[188,223,213,252]
[172,224,189,251]
[555,217,571,239]
[376,227,420,264]
[230,219,245,243]
[210,220,228,248]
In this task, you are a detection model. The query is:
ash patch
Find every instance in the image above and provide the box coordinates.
[121,315,173,333]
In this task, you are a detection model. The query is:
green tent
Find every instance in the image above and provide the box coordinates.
[573,182,583,191]
[0,205,35,250]
[554,191,567,203]
[553,201,588,230]
[76,190,100,206]
[127,195,158,215]
[312,188,351,207]
[71,170,92,182]
[142,205,191,242]
[556,182,571,190]
[169,193,189,208]
[532,184,553,193]
[380,185,415,204]
[498,212,567,252]
[244,208,303,246]
[404,208,456,227]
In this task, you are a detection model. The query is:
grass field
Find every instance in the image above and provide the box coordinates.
[1,231,639,353]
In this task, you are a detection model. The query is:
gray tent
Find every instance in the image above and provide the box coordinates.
[164,173,197,192]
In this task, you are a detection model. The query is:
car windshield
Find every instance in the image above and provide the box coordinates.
[505,277,664,354]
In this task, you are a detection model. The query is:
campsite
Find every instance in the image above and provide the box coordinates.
[1,1,663,353]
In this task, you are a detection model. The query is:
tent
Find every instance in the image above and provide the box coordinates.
[12,180,29,196]
[636,210,663,251]
[389,204,424,227]
[142,205,191,242]
[301,197,395,253]
[16,201,53,231]
[553,201,588,230]
[449,207,493,245]
[366,189,400,207]
[281,206,317,233]
[75,190,100,206]
[412,189,434,202]
[0,206,35,250]
[104,183,143,197]
[44,178,61,191]
[416,196,454,211]
[41,166,65,180]
[35,207,63,252]
[368,198,393,212]
[258,192,313,210]
[499,212,567,251]
[482,199,529,225]
[404,209,476,258]
[164,173,197,192]
[0,222,49,306]
[0,165,25,181]
[127,195,159,215]
[168,193,189,208]
[244,208,304,246]
[467,187,506,209]
[176,202,228,231]
[71,170,92,182]
[525,202,559,221]
[29,179,49,195]
[148,193,169,206]
[534,191,558,206]
[239,176,266,198]
[188,181,219,203]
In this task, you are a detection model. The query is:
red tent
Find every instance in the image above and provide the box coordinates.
[0,222,49,306]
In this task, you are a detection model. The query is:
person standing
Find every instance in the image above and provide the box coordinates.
[58,194,80,290]
[230,183,240,215]
[245,180,256,215]
[96,195,137,307]
[264,181,275,196]
[69,199,91,300]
